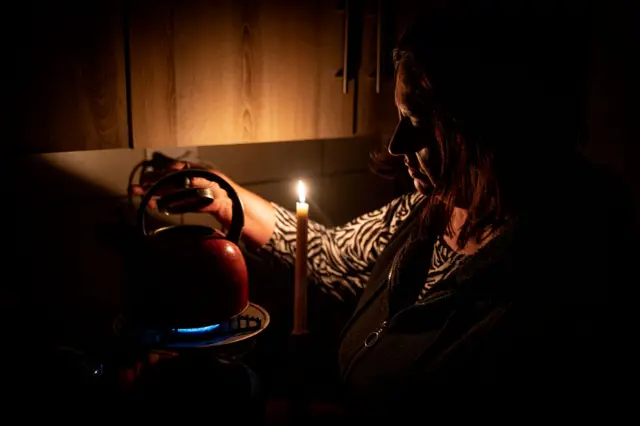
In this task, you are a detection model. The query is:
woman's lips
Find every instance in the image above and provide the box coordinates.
[406,165,425,178]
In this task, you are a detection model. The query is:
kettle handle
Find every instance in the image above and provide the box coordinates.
[137,169,245,244]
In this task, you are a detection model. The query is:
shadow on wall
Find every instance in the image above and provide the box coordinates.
[8,153,163,347]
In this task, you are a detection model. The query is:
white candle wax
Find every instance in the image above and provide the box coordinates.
[293,180,309,335]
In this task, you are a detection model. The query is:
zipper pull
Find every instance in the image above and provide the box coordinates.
[364,320,388,347]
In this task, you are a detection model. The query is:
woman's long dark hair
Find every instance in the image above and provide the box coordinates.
[370,0,588,249]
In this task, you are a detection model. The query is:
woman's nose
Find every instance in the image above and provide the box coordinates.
[388,117,420,156]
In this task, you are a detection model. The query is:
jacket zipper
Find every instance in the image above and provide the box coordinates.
[340,292,454,383]
[340,267,396,381]
[341,319,388,381]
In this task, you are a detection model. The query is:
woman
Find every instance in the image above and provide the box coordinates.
[133,2,630,419]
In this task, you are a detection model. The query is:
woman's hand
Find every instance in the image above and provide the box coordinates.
[130,158,276,249]
[130,160,235,229]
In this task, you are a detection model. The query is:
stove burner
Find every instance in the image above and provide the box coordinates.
[115,303,270,349]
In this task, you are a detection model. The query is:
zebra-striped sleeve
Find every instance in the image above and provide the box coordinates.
[258,191,425,301]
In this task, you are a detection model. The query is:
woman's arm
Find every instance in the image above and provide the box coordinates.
[257,191,425,301]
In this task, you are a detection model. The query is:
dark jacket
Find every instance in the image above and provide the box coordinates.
[337,160,634,419]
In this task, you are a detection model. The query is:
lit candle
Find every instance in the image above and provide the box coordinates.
[293,180,309,335]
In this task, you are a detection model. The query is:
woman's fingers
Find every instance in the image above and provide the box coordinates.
[190,179,229,201]
[189,177,225,192]
[130,163,230,216]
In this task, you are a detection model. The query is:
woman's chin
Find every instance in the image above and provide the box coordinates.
[413,178,431,194]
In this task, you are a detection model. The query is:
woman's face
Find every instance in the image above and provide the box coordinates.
[388,63,442,194]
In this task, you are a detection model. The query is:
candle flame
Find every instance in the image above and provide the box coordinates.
[297,180,306,204]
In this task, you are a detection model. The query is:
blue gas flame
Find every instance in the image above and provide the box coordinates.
[173,324,220,334]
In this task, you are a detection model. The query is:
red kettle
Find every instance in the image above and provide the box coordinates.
[131,168,249,330]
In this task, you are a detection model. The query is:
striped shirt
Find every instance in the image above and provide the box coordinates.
[259,191,469,303]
